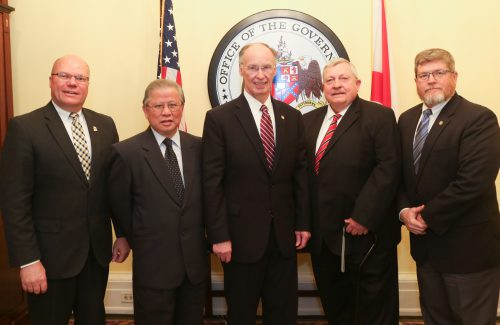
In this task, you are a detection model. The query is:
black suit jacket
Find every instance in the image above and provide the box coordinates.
[202,94,310,263]
[303,97,401,255]
[398,93,500,273]
[108,128,207,289]
[0,102,119,278]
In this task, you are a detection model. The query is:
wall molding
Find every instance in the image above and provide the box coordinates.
[105,271,500,316]
[105,271,424,316]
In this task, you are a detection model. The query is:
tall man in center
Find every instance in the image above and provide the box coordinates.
[202,42,310,324]
[303,58,401,324]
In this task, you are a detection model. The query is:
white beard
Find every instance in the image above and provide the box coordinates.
[423,91,445,107]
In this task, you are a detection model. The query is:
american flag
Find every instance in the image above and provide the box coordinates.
[157,0,186,130]
[158,0,182,85]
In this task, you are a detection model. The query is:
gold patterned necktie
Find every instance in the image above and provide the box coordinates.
[70,112,91,180]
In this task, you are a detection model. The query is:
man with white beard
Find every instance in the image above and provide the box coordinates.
[398,48,500,325]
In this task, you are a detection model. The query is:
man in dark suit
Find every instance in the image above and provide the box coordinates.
[398,48,500,325]
[0,55,130,325]
[108,79,208,325]
[202,43,310,325]
[303,58,400,325]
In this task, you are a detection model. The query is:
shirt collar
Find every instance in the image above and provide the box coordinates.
[327,103,350,119]
[151,127,181,148]
[422,97,450,117]
[243,90,273,114]
[52,100,82,120]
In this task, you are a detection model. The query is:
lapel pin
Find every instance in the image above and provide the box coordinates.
[93,126,98,131]
[281,115,285,120]
[438,121,444,126]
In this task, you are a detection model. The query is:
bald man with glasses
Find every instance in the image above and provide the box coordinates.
[0,54,130,325]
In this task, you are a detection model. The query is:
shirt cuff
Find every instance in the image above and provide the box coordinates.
[20,260,40,268]
[398,208,409,222]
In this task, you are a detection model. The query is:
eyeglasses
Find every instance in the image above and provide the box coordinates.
[244,64,275,75]
[146,102,183,112]
[416,70,453,81]
[51,72,89,83]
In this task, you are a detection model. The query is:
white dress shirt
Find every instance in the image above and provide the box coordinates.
[315,104,350,153]
[244,91,276,142]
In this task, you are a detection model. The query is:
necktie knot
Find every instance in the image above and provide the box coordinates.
[163,137,173,147]
[260,105,268,114]
[332,113,341,123]
[423,109,432,118]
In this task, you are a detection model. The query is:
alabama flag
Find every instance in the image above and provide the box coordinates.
[371,0,398,115]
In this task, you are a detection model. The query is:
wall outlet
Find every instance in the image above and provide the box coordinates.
[121,292,133,303]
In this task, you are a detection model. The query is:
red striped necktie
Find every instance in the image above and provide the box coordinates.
[314,113,341,175]
[260,105,275,170]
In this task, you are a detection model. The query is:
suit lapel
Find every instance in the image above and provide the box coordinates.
[417,94,458,176]
[323,97,360,158]
[141,129,182,206]
[179,131,195,206]
[232,95,269,172]
[43,103,89,184]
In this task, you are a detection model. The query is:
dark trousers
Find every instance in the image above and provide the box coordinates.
[311,242,399,325]
[27,252,109,325]
[133,275,205,325]
[223,231,298,325]
[417,263,500,325]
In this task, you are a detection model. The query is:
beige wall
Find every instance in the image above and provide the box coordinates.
[8,0,500,274]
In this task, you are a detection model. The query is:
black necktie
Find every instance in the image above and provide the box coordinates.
[163,138,184,202]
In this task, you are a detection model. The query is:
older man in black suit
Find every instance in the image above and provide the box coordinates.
[303,58,400,325]
[108,79,208,325]
[202,42,310,325]
[0,54,130,325]
[398,48,500,325]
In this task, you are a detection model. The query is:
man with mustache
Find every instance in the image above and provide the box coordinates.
[303,58,400,324]
[398,48,500,325]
